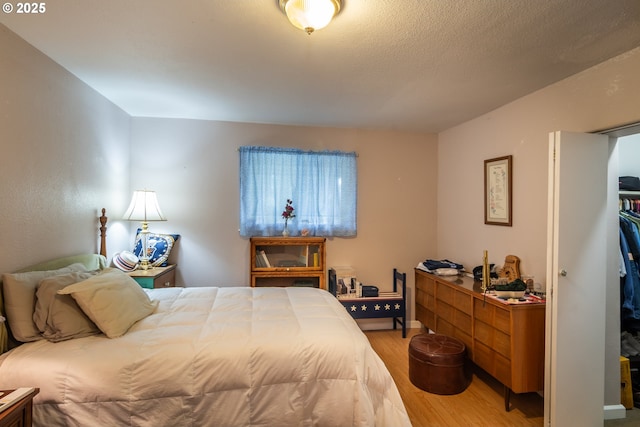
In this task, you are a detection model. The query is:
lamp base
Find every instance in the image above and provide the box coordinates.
[140,259,151,271]
[139,222,152,271]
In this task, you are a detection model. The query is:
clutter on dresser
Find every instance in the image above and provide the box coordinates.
[498,254,521,281]
[361,285,379,297]
[472,263,497,280]
[330,266,357,296]
[475,252,543,304]
[418,259,465,276]
[416,254,543,304]
[480,250,491,293]
[493,278,527,299]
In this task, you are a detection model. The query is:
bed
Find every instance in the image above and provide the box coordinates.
[0,211,411,426]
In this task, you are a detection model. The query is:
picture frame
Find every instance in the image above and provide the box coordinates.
[484,155,512,226]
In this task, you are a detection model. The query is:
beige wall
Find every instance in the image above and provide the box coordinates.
[438,47,640,284]
[129,118,438,322]
[437,46,640,410]
[0,25,132,274]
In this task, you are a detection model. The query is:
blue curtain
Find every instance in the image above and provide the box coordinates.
[240,146,357,237]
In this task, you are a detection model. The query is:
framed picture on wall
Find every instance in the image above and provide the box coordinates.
[484,155,512,226]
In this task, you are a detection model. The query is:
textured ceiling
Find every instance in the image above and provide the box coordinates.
[2,0,639,133]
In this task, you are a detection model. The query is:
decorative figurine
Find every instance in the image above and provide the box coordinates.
[499,255,521,282]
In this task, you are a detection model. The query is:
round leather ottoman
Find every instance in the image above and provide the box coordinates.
[408,333,470,395]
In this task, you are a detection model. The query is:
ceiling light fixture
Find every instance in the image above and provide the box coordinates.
[279,0,341,35]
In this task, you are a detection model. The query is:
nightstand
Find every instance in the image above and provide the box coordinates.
[0,388,39,427]
[127,265,176,289]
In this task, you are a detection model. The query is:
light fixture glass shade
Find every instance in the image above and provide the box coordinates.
[280,0,341,34]
[123,190,167,222]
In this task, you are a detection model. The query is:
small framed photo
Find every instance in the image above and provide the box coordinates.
[484,155,512,226]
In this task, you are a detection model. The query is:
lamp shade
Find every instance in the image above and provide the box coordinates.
[123,190,166,222]
[280,0,341,34]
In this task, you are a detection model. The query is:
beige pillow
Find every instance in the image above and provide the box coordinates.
[33,272,100,342]
[2,263,88,342]
[58,268,158,338]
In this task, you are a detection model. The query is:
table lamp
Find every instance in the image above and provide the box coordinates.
[123,190,167,270]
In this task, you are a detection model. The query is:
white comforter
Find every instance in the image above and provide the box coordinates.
[0,286,411,427]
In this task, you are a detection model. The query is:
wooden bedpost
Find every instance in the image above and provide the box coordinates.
[99,208,107,257]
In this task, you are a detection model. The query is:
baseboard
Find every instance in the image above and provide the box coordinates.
[603,404,626,420]
[354,318,422,331]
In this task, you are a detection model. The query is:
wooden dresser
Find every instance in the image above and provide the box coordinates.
[415,269,545,408]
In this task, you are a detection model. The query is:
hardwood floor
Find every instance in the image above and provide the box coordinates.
[365,328,544,427]
[366,328,640,426]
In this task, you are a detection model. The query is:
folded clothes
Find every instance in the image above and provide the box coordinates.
[434,268,460,276]
[422,259,464,271]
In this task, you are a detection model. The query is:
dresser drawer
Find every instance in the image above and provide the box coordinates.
[415,284,435,311]
[474,341,511,387]
[474,298,494,323]
[494,328,511,359]
[494,306,511,333]
[437,282,455,305]
[128,265,176,289]
[416,273,436,296]
[455,291,472,313]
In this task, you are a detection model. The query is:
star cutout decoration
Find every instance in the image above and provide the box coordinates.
[384,304,391,310]
[374,304,381,311]
[350,305,357,312]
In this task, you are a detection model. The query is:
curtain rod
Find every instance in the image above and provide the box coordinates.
[237,146,358,156]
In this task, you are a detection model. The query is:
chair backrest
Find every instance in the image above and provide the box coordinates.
[393,268,406,296]
[328,268,337,296]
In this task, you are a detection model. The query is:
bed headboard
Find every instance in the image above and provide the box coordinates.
[0,209,109,353]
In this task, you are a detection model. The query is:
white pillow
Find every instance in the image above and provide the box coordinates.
[2,263,88,342]
[33,271,100,342]
[58,268,158,338]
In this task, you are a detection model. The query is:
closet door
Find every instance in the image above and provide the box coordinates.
[546,131,609,426]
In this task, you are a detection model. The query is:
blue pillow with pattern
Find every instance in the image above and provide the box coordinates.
[133,229,180,267]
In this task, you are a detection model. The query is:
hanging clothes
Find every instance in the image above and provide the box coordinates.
[620,227,640,319]
[620,211,640,320]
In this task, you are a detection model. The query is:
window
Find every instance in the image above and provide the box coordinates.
[239,146,357,237]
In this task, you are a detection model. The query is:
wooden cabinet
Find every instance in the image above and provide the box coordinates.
[128,265,176,289]
[0,389,39,427]
[250,237,326,289]
[415,269,545,404]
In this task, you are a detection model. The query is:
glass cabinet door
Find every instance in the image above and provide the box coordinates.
[253,242,322,270]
